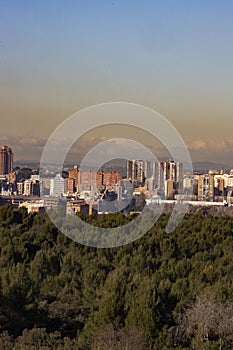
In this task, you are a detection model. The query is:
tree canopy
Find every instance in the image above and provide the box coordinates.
[0,205,233,349]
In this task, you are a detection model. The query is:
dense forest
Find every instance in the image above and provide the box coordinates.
[0,205,233,349]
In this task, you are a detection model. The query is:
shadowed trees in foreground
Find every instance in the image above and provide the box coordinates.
[0,206,233,348]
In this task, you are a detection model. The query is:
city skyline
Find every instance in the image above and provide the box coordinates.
[1,148,233,209]
[1,1,233,165]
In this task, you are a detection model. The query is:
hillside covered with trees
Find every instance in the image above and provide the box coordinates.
[0,205,233,349]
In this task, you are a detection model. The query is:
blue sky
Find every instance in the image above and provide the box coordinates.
[1,1,233,164]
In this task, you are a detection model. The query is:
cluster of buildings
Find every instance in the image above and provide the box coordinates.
[47,168,122,197]
[64,167,122,194]
[183,171,233,204]
[0,144,233,215]
[126,159,183,199]
[0,145,40,197]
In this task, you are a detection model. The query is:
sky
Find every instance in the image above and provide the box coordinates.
[1,0,233,166]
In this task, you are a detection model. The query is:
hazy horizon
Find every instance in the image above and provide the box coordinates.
[1,1,233,166]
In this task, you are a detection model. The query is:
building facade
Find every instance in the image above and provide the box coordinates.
[198,174,215,202]
[126,160,151,185]
[0,145,13,175]
[50,174,65,196]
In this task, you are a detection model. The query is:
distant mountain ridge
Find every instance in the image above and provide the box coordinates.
[15,160,232,174]
[192,161,230,172]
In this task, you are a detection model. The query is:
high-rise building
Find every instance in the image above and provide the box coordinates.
[96,170,104,187]
[152,161,183,190]
[22,177,40,196]
[214,175,226,197]
[31,180,40,196]
[165,179,174,199]
[152,162,164,189]
[0,145,13,175]
[17,182,24,195]
[24,179,32,196]
[65,178,75,194]
[126,160,149,185]
[68,166,79,191]
[79,170,96,192]
[126,160,133,180]
[198,174,214,201]
[50,174,65,197]
[183,174,195,193]
[161,161,183,184]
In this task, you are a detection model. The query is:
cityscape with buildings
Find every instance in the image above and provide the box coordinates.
[0,144,233,216]
[2,1,233,348]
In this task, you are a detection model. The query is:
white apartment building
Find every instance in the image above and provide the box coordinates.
[50,174,65,197]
